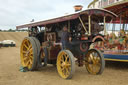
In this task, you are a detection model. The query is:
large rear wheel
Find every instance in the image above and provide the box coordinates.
[32,37,41,67]
[20,37,39,71]
[57,50,75,79]
[85,49,105,75]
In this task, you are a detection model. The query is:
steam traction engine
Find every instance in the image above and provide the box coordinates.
[17,9,117,79]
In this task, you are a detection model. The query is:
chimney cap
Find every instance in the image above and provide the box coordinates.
[74,5,83,12]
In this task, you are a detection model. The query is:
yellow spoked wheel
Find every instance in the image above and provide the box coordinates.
[85,49,105,75]
[57,50,75,79]
[20,37,39,71]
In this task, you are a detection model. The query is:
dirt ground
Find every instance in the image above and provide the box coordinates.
[0,32,128,85]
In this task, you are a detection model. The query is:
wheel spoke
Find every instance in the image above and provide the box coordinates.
[63,69,66,76]
[66,64,71,67]
[90,54,96,63]
[61,66,65,72]
[29,48,33,52]
[65,68,69,76]
[65,55,68,63]
[28,44,32,50]
[24,44,29,49]
[29,55,33,59]
[22,51,27,54]
[61,56,65,62]
[96,63,101,67]
[26,40,30,47]
[26,60,30,66]
[90,54,94,60]
[96,57,100,63]
[23,56,29,61]
[88,64,93,73]
[28,64,32,69]
[93,64,100,73]
[23,53,27,57]
[29,59,32,64]
[91,64,97,74]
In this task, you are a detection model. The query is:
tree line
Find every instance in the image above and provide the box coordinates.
[0,29,28,32]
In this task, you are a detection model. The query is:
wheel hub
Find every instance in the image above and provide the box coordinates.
[62,62,70,68]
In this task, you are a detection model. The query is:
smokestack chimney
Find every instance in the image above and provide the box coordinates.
[74,5,83,12]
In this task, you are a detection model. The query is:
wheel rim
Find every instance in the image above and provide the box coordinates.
[85,50,101,74]
[20,38,33,69]
[57,51,71,79]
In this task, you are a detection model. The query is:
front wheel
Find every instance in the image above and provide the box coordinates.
[85,49,105,75]
[57,50,75,79]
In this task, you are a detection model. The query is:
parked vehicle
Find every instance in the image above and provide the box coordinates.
[0,40,16,47]
[0,41,3,48]
[2,40,16,47]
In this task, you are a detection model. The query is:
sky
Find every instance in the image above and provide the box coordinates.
[0,0,93,30]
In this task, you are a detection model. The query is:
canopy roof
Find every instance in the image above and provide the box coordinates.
[16,8,117,29]
[104,1,128,23]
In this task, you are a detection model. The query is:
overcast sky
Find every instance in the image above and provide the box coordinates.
[0,0,92,30]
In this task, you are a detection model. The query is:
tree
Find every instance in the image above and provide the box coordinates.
[8,29,12,32]
[8,29,15,32]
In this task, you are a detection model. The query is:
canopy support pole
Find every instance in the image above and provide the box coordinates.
[68,20,70,32]
[88,15,91,35]
[79,16,88,34]
[120,15,122,30]
[104,16,106,35]
[125,22,127,31]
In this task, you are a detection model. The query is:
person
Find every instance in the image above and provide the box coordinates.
[61,26,71,49]
[91,21,103,34]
